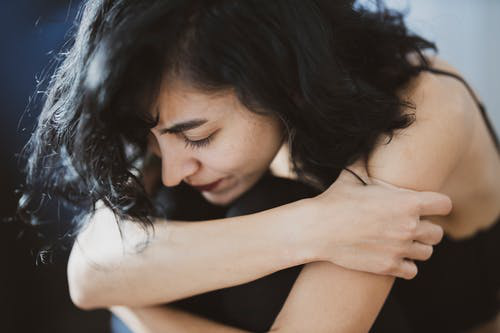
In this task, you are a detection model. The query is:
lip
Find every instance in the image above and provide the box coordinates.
[191,178,223,192]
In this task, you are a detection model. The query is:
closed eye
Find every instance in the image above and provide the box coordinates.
[181,131,217,149]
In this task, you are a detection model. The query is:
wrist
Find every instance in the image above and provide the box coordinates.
[282,198,324,265]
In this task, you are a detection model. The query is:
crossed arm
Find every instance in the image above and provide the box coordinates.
[270,64,470,331]
[107,264,393,333]
[74,198,396,333]
[69,168,438,333]
[69,67,466,332]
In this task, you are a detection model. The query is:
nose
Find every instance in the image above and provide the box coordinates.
[161,151,200,187]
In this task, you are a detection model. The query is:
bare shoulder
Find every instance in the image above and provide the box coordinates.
[366,56,476,191]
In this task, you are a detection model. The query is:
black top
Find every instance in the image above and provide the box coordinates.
[110,68,500,333]
[167,69,500,333]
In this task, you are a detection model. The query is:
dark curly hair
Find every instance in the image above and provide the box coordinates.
[19,0,436,249]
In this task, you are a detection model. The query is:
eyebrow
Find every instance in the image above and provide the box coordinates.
[158,118,209,135]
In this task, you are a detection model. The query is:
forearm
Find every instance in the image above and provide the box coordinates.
[68,198,315,309]
[110,305,250,333]
[68,165,450,310]
[270,262,395,332]
[108,264,393,333]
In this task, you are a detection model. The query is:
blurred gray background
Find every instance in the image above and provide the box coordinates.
[380,0,500,131]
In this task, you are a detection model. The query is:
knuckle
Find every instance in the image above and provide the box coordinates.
[401,221,418,240]
[383,259,398,275]
[406,194,422,214]
[399,230,412,242]
[379,260,391,275]
[407,219,418,233]
[393,244,407,259]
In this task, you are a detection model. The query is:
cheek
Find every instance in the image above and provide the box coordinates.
[196,113,284,175]
[199,144,249,174]
[201,130,281,174]
[196,131,254,174]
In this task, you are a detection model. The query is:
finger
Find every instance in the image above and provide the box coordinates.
[416,192,453,216]
[399,259,418,280]
[415,220,444,245]
[406,242,433,261]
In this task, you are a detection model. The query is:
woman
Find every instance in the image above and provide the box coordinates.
[20,0,499,332]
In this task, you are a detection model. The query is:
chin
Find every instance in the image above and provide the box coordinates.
[202,172,266,207]
[202,181,249,206]
[202,191,238,206]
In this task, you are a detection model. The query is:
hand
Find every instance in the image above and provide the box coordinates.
[306,160,451,280]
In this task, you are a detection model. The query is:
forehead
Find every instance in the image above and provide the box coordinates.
[154,79,238,123]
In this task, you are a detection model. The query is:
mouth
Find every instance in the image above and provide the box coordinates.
[190,178,224,192]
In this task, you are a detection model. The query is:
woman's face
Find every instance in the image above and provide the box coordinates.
[149,79,285,206]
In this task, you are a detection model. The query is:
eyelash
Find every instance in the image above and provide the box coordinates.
[182,134,214,149]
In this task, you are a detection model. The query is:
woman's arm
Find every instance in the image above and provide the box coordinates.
[68,198,310,309]
[105,161,447,332]
[269,65,470,332]
[107,266,391,333]
[68,166,449,310]
[271,262,394,332]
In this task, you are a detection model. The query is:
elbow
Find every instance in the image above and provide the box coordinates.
[68,282,99,311]
[67,246,104,310]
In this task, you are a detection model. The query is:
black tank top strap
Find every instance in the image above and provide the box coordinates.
[414,66,499,152]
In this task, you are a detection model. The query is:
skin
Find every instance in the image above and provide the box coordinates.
[106,78,403,332]
[368,56,500,239]
[274,56,500,239]
[148,78,286,206]
[68,56,498,332]
[273,56,500,332]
